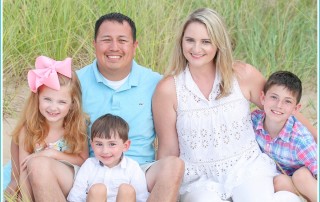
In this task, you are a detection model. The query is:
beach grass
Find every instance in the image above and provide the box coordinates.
[2,0,317,115]
[1,1,317,201]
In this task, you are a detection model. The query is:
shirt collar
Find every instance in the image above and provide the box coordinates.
[256,111,293,142]
[97,153,128,169]
[277,116,294,142]
[184,65,221,100]
[92,59,140,89]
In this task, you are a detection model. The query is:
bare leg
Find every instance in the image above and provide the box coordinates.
[27,156,74,202]
[87,183,107,202]
[117,184,136,202]
[273,174,297,193]
[146,156,184,202]
[19,163,34,202]
[4,141,19,200]
[292,167,317,202]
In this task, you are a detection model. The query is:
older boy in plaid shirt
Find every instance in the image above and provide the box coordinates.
[251,71,317,202]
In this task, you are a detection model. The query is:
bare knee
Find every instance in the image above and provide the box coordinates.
[161,156,184,178]
[292,167,311,184]
[147,156,184,191]
[273,174,295,192]
[26,157,51,184]
[88,183,107,197]
[118,183,135,196]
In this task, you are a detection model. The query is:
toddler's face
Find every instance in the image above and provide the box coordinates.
[91,135,130,168]
[261,85,301,125]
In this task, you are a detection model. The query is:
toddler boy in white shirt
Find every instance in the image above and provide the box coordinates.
[68,113,149,202]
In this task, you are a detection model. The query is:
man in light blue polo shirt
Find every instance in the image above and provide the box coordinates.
[77,13,184,202]
[77,59,160,164]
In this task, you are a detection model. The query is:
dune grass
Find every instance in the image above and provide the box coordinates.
[2,0,317,114]
[1,1,317,201]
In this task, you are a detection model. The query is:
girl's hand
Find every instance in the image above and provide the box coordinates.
[20,149,60,170]
[20,153,38,171]
[36,148,60,158]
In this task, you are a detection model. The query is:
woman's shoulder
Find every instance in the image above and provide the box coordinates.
[232,61,265,106]
[154,75,176,95]
[232,61,258,80]
[153,75,177,107]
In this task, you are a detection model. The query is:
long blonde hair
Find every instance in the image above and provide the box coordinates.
[166,8,234,98]
[12,71,88,154]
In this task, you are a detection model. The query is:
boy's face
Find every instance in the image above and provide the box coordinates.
[91,134,130,168]
[261,85,301,125]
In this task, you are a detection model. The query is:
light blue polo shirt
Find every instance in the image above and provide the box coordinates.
[77,60,162,165]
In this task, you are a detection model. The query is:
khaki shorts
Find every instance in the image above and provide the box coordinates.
[140,161,155,173]
[59,160,80,179]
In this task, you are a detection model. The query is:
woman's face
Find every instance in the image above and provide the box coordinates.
[182,22,218,69]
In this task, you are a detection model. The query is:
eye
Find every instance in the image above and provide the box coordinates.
[284,100,292,104]
[102,38,112,43]
[202,40,211,44]
[109,143,116,147]
[44,97,51,101]
[185,38,194,42]
[96,143,103,146]
[119,39,127,43]
[270,95,277,100]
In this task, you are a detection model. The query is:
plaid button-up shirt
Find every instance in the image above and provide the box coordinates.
[251,109,317,176]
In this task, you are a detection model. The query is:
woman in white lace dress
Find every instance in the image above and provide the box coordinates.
[152,8,306,202]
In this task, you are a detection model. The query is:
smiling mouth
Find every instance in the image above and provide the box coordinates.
[271,110,283,115]
[47,112,59,116]
[107,55,121,59]
[191,53,204,56]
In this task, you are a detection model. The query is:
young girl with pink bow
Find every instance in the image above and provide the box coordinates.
[5,56,89,201]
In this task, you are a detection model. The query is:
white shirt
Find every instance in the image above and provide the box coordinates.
[67,156,149,202]
[104,74,129,90]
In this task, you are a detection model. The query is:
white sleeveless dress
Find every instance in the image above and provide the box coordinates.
[174,67,277,199]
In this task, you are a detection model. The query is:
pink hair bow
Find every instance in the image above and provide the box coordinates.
[28,56,72,93]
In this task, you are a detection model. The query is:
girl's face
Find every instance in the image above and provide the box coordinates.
[261,85,301,125]
[182,22,218,69]
[38,85,72,125]
[91,135,130,168]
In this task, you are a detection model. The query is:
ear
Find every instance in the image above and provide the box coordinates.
[292,103,302,115]
[260,91,266,106]
[133,41,139,57]
[122,140,131,152]
[90,139,94,150]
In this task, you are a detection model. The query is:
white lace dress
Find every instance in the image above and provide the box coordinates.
[175,67,277,199]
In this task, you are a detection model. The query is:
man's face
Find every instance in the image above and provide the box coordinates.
[94,20,138,80]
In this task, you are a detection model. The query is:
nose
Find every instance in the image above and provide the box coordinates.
[102,145,110,154]
[109,40,119,51]
[48,102,59,111]
[276,100,283,108]
[193,42,202,52]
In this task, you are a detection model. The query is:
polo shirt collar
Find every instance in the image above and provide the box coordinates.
[92,59,140,89]
[256,111,293,142]
[97,153,128,169]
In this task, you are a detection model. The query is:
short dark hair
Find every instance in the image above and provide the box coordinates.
[94,12,136,41]
[91,113,129,142]
[264,71,302,103]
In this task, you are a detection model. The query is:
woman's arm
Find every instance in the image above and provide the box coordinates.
[152,76,180,159]
[294,112,317,143]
